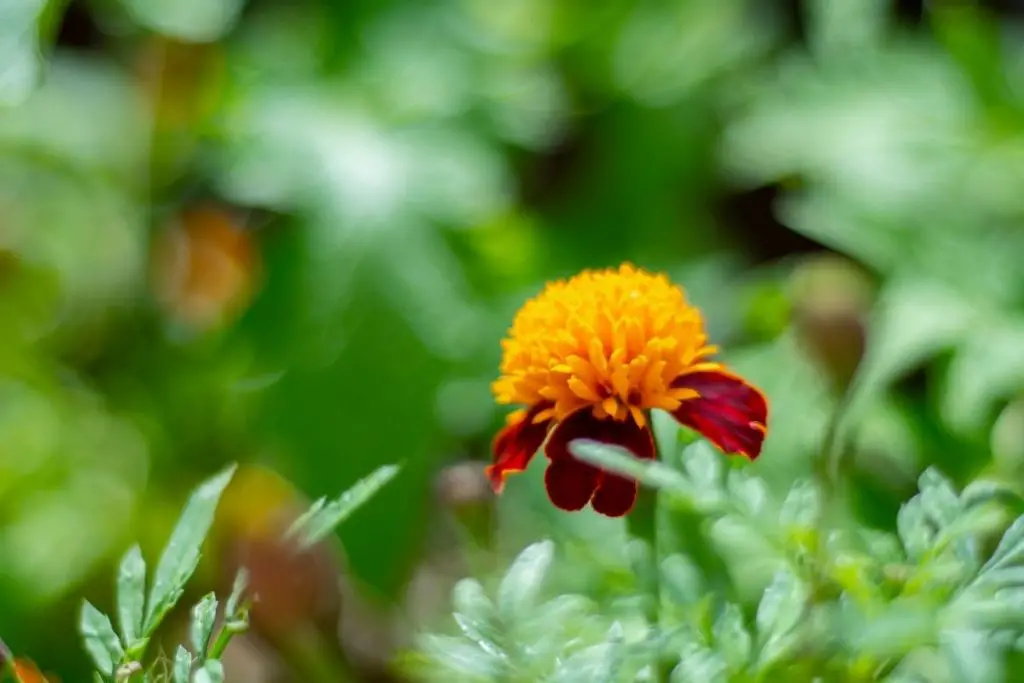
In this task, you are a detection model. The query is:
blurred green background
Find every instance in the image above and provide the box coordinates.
[5,0,1024,680]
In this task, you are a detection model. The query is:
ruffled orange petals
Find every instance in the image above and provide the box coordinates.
[543,409,655,517]
[671,369,768,459]
[486,403,554,493]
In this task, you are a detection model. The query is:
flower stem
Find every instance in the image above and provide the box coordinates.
[628,485,670,683]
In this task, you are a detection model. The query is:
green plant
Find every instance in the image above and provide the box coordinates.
[413,419,1024,683]
[71,463,399,683]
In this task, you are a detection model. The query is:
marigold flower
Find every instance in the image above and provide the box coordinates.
[488,263,768,517]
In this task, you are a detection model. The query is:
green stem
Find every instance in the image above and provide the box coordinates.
[206,620,247,661]
[628,485,669,682]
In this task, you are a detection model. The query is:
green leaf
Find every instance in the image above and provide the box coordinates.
[756,570,806,641]
[497,540,554,620]
[570,439,691,492]
[172,645,191,683]
[451,578,501,655]
[80,601,124,677]
[119,0,244,42]
[681,442,725,508]
[283,496,326,540]
[225,568,249,618]
[288,463,401,549]
[418,634,504,679]
[116,545,146,650]
[897,497,933,562]
[193,660,225,683]
[190,593,218,662]
[661,555,705,608]
[671,642,728,683]
[944,628,1004,683]
[0,0,49,106]
[779,479,821,530]
[981,515,1024,574]
[144,464,237,634]
[713,603,752,671]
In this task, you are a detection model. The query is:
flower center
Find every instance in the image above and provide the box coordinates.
[493,264,716,424]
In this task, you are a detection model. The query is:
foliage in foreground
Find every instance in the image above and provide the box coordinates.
[1,463,399,683]
[413,423,1024,683]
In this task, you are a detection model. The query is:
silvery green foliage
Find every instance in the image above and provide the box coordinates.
[78,463,397,682]
[419,440,1024,682]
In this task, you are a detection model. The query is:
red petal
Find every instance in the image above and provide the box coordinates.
[544,408,655,516]
[591,473,637,518]
[671,369,768,459]
[544,459,600,511]
[486,404,553,493]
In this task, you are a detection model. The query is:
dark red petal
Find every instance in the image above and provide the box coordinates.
[671,369,768,459]
[486,404,553,493]
[591,473,638,518]
[544,459,601,511]
[544,408,655,516]
[544,408,656,461]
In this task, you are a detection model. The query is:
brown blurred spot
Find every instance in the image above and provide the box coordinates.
[435,461,492,509]
[151,204,260,331]
[790,254,874,394]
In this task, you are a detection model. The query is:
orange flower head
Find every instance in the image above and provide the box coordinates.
[488,264,768,517]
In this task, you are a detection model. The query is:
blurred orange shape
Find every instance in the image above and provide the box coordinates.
[151,204,260,331]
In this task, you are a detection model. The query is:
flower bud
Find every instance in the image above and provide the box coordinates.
[789,254,873,394]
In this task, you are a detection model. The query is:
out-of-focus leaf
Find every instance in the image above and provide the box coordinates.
[805,0,887,57]
[898,497,933,563]
[80,601,124,677]
[225,568,248,618]
[981,515,1024,574]
[145,465,237,633]
[550,629,623,683]
[192,660,225,683]
[944,628,1004,683]
[189,593,218,662]
[0,0,48,106]
[116,545,146,649]
[779,480,821,530]
[671,642,728,683]
[713,603,752,671]
[451,579,502,657]
[287,463,401,549]
[661,555,705,609]
[418,634,504,679]
[497,540,554,620]
[570,440,690,493]
[172,646,191,683]
[121,0,244,42]
[755,569,807,666]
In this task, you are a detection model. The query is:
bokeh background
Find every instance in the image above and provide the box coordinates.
[5,0,1024,680]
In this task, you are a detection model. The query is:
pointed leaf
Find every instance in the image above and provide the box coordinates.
[982,515,1024,574]
[193,660,224,683]
[80,601,124,676]
[225,568,248,618]
[190,593,218,662]
[944,628,1004,683]
[291,464,401,549]
[756,570,806,639]
[497,540,554,619]
[145,464,236,633]
[570,439,690,492]
[172,645,191,683]
[780,480,821,530]
[713,603,752,671]
[418,634,504,678]
[116,545,146,648]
